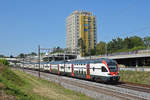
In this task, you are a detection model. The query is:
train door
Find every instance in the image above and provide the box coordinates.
[57,64,60,75]
[71,64,74,77]
[86,64,90,79]
[50,64,52,72]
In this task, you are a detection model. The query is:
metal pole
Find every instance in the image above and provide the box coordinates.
[105,43,107,57]
[64,51,66,72]
[23,57,24,72]
[90,48,91,59]
[38,45,40,78]
[48,50,50,62]
[136,59,138,71]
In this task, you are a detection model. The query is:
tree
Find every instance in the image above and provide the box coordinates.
[123,36,145,51]
[107,37,123,53]
[0,54,5,58]
[124,37,133,49]
[78,38,86,56]
[10,55,14,58]
[96,41,106,55]
[129,36,144,47]
[52,46,64,53]
[106,35,145,53]
[90,48,96,55]
[0,58,9,66]
[144,36,150,48]
[116,37,123,49]
[30,52,37,56]
[18,53,25,58]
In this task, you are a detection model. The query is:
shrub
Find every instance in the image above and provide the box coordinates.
[0,59,9,66]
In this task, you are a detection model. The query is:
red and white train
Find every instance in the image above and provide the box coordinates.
[23,58,120,82]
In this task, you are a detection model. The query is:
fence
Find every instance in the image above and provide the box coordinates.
[120,67,150,71]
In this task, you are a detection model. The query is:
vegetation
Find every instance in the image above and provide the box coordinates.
[0,65,94,100]
[16,36,150,57]
[96,41,106,55]
[85,36,150,56]
[0,58,9,66]
[77,36,150,56]
[17,52,37,58]
[51,46,64,54]
[0,65,44,100]
[144,36,150,48]
[0,54,5,58]
[10,55,14,58]
[120,70,150,85]
[54,35,150,57]
[78,38,86,56]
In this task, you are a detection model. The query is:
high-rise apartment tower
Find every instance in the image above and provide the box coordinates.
[66,11,97,56]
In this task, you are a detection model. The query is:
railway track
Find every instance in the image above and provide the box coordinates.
[115,83,150,93]
[14,68,150,100]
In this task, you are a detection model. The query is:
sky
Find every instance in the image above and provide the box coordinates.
[0,0,150,56]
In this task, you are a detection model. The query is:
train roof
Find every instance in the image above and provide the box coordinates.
[66,58,116,64]
[49,61,64,64]
[23,58,116,65]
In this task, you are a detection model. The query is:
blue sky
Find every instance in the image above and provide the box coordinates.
[0,0,150,56]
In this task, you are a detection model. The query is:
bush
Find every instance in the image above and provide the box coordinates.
[0,59,9,66]
[130,46,146,51]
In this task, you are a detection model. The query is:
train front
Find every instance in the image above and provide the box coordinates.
[102,59,120,82]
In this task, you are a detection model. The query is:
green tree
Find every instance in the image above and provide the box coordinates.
[96,41,106,55]
[124,37,133,49]
[129,36,144,47]
[144,36,150,48]
[0,54,5,58]
[0,59,9,66]
[10,55,14,58]
[107,41,112,53]
[107,37,123,53]
[78,38,86,56]
[52,46,64,53]
[116,37,123,49]
[90,48,96,55]
[107,35,145,53]
[18,53,25,58]
[30,52,37,56]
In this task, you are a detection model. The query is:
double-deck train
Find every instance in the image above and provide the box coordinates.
[20,58,120,82]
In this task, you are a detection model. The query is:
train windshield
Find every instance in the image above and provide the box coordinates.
[105,59,118,72]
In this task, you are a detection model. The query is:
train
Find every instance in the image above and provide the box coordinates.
[19,58,120,83]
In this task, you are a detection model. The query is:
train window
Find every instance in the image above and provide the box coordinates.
[102,66,108,72]
[93,67,95,71]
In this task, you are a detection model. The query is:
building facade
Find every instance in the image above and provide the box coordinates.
[66,11,97,56]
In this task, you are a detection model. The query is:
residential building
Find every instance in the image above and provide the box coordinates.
[66,11,97,56]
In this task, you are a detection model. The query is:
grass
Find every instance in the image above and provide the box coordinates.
[0,65,94,100]
[0,65,47,100]
[120,70,150,85]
